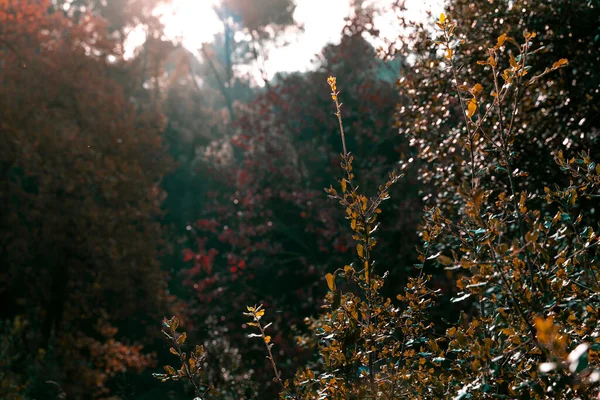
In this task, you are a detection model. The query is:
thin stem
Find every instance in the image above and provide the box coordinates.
[168,328,204,398]
[444,29,477,190]
[251,312,298,399]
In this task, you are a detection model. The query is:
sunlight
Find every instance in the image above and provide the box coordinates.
[159,0,222,50]
[156,0,444,78]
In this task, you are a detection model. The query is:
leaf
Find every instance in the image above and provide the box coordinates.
[440,13,446,24]
[539,362,557,373]
[169,347,178,355]
[356,243,364,258]
[182,249,194,262]
[340,178,347,193]
[437,255,453,266]
[467,98,477,119]
[471,83,483,96]
[567,343,589,373]
[509,53,518,68]
[445,48,453,59]
[497,33,507,47]
[264,335,271,344]
[552,58,568,69]
[451,293,471,303]
[325,273,336,291]
[164,365,176,375]
[332,290,341,310]
[177,332,186,345]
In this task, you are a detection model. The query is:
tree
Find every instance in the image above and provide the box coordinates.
[0,1,173,397]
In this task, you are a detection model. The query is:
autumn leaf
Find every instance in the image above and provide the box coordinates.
[467,98,477,119]
[356,243,364,258]
[325,273,336,291]
[471,83,483,96]
[164,365,176,375]
[552,58,568,69]
[177,332,186,345]
[496,33,507,47]
[437,255,453,266]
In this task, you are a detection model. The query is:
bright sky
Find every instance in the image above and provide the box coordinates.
[138,0,444,78]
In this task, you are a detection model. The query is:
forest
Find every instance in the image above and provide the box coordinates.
[1,0,599,399]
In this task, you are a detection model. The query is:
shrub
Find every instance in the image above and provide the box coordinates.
[155,10,600,400]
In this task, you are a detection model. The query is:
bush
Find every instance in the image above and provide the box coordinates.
[154,9,600,400]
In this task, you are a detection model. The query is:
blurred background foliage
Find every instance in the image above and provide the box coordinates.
[0,0,598,398]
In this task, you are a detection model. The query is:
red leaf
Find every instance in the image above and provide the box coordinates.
[183,249,195,262]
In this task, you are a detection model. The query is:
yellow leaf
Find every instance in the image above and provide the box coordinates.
[264,335,271,344]
[497,33,507,47]
[509,53,518,68]
[255,309,265,318]
[472,83,483,96]
[437,255,453,266]
[177,332,186,345]
[467,98,477,119]
[445,48,453,59]
[357,244,364,259]
[164,365,176,375]
[325,273,336,291]
[340,179,347,193]
[169,347,178,355]
[440,13,446,24]
[344,265,353,275]
[552,58,568,69]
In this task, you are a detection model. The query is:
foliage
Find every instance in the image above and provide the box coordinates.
[0,0,173,397]
[281,76,441,399]
[3,0,600,398]
[157,2,600,399]
[396,7,600,399]
[171,20,422,394]
[152,317,211,397]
